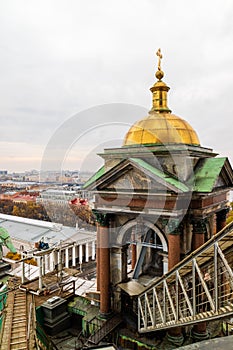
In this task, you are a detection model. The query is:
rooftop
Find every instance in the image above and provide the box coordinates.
[0,213,96,246]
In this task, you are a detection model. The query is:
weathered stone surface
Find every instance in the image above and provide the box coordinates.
[177,335,233,350]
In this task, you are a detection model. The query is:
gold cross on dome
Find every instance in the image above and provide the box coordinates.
[156,48,162,70]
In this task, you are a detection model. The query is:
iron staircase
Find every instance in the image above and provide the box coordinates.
[138,221,233,333]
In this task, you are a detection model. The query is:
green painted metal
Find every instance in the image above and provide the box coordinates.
[68,296,99,337]
[0,227,17,259]
[119,334,156,349]
[83,166,105,189]
[0,286,7,312]
[191,157,226,193]
[0,285,7,339]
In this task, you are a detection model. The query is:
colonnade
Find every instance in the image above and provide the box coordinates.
[20,239,96,288]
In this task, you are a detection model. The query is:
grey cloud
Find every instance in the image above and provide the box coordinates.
[0,0,233,171]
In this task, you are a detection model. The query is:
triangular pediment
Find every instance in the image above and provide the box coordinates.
[84,158,189,194]
[107,167,170,192]
[213,174,226,189]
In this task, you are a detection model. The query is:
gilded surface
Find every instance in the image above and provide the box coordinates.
[156,48,162,71]
[123,49,200,146]
[123,112,200,146]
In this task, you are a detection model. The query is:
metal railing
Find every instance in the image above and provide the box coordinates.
[138,222,233,333]
[59,279,76,298]
[86,314,122,345]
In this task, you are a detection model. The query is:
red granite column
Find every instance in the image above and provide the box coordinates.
[96,223,101,291]
[93,211,111,316]
[131,245,137,270]
[192,219,209,341]
[99,224,110,315]
[167,221,183,345]
[168,234,180,271]
[210,213,217,236]
[192,227,205,251]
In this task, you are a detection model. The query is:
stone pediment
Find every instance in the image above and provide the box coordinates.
[213,174,226,189]
[107,167,169,192]
[84,158,190,194]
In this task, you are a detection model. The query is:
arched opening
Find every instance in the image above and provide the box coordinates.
[118,219,168,284]
[140,228,164,277]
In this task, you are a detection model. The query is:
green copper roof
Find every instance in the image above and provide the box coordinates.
[83,166,105,189]
[83,157,229,193]
[192,157,226,192]
[129,158,190,192]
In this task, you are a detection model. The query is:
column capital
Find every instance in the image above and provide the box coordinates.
[192,218,207,234]
[93,210,110,226]
[167,219,183,235]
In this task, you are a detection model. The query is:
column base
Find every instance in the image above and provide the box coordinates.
[191,328,209,342]
[99,311,112,320]
[166,332,184,347]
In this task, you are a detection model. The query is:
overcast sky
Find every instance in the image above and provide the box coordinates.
[0,0,233,173]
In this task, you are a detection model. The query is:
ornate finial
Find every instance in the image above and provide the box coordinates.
[155,48,164,80]
[156,48,162,71]
[150,49,171,113]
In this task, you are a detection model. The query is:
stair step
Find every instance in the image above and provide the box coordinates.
[10,340,27,345]
[12,319,27,323]
[11,324,27,329]
[11,335,27,340]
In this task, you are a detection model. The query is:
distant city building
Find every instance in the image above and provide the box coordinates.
[24,174,40,182]
[0,181,37,190]
[0,191,38,203]
[0,191,18,200]
[39,170,81,184]
[12,194,37,204]
[36,188,80,204]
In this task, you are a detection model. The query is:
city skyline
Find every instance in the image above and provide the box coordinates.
[0,0,233,172]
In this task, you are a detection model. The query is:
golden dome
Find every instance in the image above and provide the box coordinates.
[123,49,200,147]
[123,112,200,146]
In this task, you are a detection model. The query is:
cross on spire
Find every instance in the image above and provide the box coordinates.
[156,48,163,71]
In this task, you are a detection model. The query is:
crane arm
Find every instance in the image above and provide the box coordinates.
[0,227,17,254]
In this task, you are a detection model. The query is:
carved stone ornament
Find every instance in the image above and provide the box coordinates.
[192,218,207,234]
[92,210,110,226]
[167,219,183,235]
